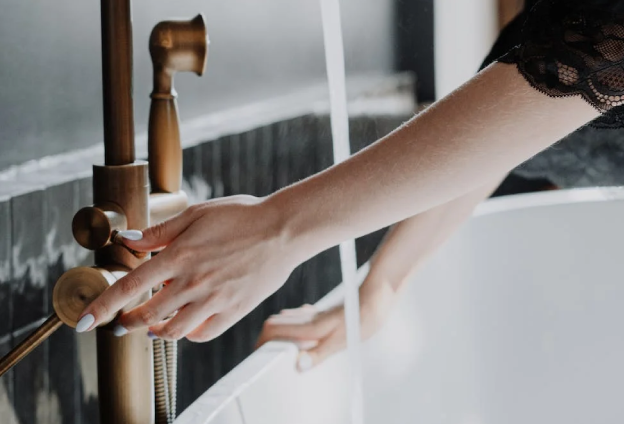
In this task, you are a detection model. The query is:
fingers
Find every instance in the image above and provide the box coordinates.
[122,206,200,252]
[147,302,217,341]
[279,304,315,316]
[255,309,336,349]
[115,282,190,333]
[254,306,346,372]
[184,313,238,343]
[76,255,176,332]
[296,331,346,372]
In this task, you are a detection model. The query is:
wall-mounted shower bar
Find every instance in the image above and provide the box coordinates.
[101,0,136,165]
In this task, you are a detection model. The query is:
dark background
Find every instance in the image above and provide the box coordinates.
[0,0,435,171]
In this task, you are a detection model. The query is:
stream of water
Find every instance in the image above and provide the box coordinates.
[319,1,365,423]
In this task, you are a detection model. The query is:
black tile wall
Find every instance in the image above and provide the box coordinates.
[182,144,205,204]
[0,339,17,424]
[0,192,12,339]
[255,125,276,197]
[45,179,81,424]
[240,129,258,196]
[9,185,50,424]
[0,112,412,421]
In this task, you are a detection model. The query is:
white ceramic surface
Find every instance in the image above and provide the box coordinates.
[175,187,624,424]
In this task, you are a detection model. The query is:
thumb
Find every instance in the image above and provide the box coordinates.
[120,207,200,251]
[296,330,345,372]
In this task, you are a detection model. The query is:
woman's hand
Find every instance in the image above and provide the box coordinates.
[76,195,305,342]
[255,277,396,371]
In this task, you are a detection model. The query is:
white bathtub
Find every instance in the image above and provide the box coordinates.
[175,187,624,424]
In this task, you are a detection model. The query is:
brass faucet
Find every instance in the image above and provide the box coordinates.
[0,2,209,424]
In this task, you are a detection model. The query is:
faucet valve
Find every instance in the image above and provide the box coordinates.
[72,202,127,250]
[53,266,121,328]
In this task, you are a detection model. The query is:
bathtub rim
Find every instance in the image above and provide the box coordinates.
[174,185,624,423]
[475,185,624,216]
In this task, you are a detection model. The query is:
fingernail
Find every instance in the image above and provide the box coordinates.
[76,314,95,333]
[297,352,313,372]
[147,331,158,340]
[118,230,143,241]
[113,325,128,337]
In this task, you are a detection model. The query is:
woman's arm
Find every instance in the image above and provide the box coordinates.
[78,62,598,341]
[255,177,503,370]
[276,63,598,262]
[365,177,503,294]
[362,176,506,299]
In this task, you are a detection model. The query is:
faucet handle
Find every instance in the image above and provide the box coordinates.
[52,267,119,328]
[72,202,127,250]
[0,266,123,379]
[0,314,63,378]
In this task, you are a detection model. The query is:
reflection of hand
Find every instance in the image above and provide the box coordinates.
[76,195,304,342]
[256,279,396,371]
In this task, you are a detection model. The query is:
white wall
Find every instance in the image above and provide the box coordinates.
[434,0,498,99]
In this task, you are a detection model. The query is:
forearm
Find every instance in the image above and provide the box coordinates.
[365,177,503,294]
[270,63,598,261]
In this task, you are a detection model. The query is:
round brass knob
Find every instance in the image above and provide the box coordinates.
[52,267,119,328]
[72,202,127,250]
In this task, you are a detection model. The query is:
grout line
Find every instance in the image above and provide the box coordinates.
[0,333,10,345]
[12,316,48,339]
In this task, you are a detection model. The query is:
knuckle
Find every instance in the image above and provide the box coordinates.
[162,325,184,340]
[185,204,202,217]
[150,221,167,241]
[204,289,225,307]
[120,275,141,297]
[230,302,245,316]
[186,278,204,290]
[91,300,110,321]
[170,245,193,265]
[138,307,158,326]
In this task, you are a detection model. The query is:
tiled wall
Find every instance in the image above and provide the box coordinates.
[0,112,409,424]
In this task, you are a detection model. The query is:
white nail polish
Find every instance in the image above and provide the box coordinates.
[113,325,128,337]
[119,230,143,241]
[297,352,313,372]
[76,314,95,333]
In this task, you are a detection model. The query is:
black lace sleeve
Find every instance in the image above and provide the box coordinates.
[498,0,624,129]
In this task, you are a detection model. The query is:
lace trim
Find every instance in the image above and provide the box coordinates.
[498,0,624,129]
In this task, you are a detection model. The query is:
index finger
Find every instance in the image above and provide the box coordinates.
[76,254,176,332]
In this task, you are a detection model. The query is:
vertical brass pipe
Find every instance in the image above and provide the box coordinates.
[93,165,154,424]
[97,0,154,422]
[101,0,135,166]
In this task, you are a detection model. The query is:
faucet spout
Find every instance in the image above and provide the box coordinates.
[148,14,209,194]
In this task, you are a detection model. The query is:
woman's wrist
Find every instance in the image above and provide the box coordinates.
[264,184,339,265]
